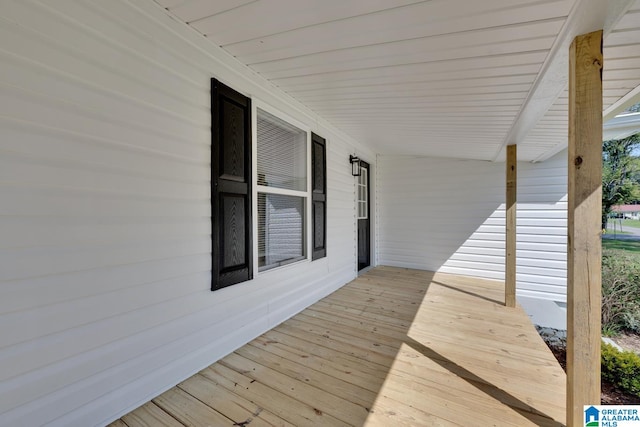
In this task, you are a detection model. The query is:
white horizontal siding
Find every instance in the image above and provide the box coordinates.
[378,150,568,302]
[0,1,373,426]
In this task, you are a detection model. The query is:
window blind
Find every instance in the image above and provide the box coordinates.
[258,193,305,269]
[257,109,306,191]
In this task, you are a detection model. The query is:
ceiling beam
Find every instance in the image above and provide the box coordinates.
[492,0,634,162]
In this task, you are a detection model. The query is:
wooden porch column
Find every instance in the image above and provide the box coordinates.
[505,144,517,307]
[567,30,602,427]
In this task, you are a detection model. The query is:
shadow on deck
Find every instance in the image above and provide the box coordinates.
[111,266,566,426]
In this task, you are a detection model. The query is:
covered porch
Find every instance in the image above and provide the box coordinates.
[6,1,640,425]
[111,267,565,426]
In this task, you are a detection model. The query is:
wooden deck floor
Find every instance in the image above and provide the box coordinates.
[110,267,566,426]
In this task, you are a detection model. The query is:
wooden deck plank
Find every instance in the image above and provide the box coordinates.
[219,352,369,425]
[234,344,377,407]
[177,374,294,427]
[320,289,533,330]
[283,315,556,383]
[293,310,564,408]
[245,341,458,427]
[253,331,389,387]
[365,392,460,427]
[251,330,557,410]
[120,402,183,427]
[201,363,346,426]
[274,322,394,367]
[298,308,553,359]
[106,419,129,427]
[304,304,547,353]
[113,267,566,426]
[152,388,232,426]
[298,308,563,382]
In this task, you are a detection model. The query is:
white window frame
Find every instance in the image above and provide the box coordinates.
[252,100,312,274]
[357,166,368,220]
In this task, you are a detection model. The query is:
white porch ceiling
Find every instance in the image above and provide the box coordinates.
[156,0,640,162]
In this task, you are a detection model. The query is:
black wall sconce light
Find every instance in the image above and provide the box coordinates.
[349,155,361,176]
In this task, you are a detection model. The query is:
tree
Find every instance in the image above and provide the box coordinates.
[602,133,640,229]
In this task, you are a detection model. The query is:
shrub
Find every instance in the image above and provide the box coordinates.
[602,342,640,397]
[602,249,640,333]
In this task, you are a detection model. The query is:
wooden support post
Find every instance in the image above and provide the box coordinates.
[567,30,602,427]
[505,144,517,307]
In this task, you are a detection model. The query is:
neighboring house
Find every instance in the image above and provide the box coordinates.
[1,1,639,426]
[612,204,640,220]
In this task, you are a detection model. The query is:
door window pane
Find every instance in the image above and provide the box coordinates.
[357,167,368,219]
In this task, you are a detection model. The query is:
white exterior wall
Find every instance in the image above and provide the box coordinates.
[377,150,568,303]
[0,2,374,426]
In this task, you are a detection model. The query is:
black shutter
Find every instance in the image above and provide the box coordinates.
[211,79,252,290]
[311,133,327,260]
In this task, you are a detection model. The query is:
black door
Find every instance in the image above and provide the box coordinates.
[357,160,370,271]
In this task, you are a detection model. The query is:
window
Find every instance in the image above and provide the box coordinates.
[257,108,307,271]
[212,82,328,289]
[357,166,368,219]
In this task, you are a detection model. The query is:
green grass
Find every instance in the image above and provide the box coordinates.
[602,238,640,252]
[604,229,632,235]
[606,220,634,233]
[619,219,640,229]
[607,218,640,232]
